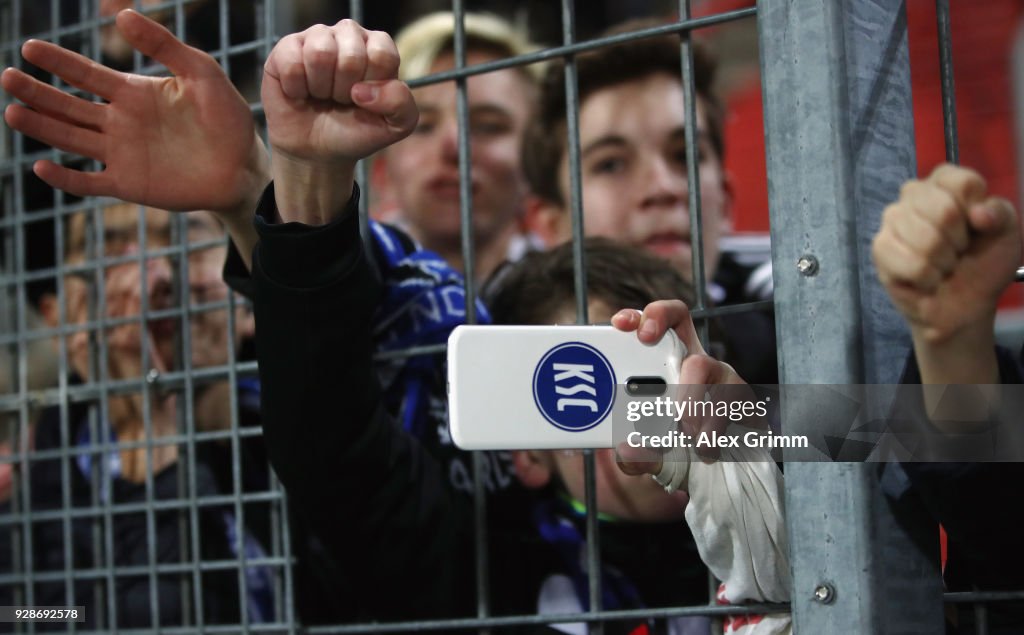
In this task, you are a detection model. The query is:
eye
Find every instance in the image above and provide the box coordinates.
[591,156,627,175]
[413,119,436,135]
[469,116,512,136]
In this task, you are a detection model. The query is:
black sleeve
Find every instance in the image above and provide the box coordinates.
[248,183,471,620]
[895,346,1024,590]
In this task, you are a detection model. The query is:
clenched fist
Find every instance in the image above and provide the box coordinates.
[263,20,418,223]
[873,164,1021,345]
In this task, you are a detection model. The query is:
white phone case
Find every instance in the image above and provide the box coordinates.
[447,325,686,449]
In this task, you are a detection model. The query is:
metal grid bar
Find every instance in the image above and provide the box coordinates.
[758,0,946,632]
[935,0,959,165]
[447,0,494,623]
[552,0,605,627]
[678,0,710,347]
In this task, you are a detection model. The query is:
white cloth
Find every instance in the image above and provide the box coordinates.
[654,428,791,634]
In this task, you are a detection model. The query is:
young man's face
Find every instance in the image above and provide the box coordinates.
[383,49,533,255]
[532,72,733,282]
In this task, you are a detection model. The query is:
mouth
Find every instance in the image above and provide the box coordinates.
[643,233,690,257]
[147,316,178,341]
[426,177,476,202]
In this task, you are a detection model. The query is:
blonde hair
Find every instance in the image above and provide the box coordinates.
[395,11,544,83]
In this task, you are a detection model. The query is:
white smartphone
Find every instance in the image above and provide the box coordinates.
[447,325,686,450]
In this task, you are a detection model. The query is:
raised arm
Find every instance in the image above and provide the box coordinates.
[244,22,467,621]
[1,9,269,268]
[872,164,1021,386]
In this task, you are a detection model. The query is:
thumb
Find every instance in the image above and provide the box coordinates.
[351,80,419,137]
[968,197,1019,237]
[116,9,216,77]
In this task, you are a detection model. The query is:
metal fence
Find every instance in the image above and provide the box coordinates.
[0,0,1017,633]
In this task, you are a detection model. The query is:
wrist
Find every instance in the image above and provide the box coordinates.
[270,149,356,226]
[911,313,998,384]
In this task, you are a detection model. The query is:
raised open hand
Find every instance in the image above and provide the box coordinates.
[2,9,269,218]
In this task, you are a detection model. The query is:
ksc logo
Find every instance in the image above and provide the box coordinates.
[532,342,616,431]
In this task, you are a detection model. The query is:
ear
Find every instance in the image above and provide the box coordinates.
[523,195,570,248]
[512,450,554,489]
[37,293,59,328]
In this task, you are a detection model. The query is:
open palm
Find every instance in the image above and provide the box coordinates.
[2,9,268,214]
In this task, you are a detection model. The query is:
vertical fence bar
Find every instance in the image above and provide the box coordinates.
[9,1,37,623]
[260,3,299,631]
[448,2,493,624]
[935,0,959,165]
[676,0,710,347]
[347,0,378,273]
[556,1,602,630]
[758,0,943,632]
[45,6,79,625]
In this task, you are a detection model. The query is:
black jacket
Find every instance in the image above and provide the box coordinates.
[22,397,241,629]
[891,348,1024,633]
[233,183,710,632]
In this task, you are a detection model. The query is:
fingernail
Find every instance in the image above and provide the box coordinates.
[351,83,378,102]
[639,318,658,338]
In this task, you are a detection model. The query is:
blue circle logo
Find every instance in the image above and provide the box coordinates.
[532,342,616,432]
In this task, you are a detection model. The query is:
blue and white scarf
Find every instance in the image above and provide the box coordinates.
[368,222,490,440]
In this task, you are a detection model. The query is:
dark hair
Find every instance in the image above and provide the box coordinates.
[484,237,695,325]
[521,19,723,207]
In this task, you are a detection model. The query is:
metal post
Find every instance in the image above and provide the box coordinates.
[758,0,943,632]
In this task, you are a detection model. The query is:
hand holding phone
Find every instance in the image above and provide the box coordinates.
[447,325,686,450]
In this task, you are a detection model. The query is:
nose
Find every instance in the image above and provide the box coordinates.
[439,119,460,165]
[639,155,687,211]
[139,252,173,310]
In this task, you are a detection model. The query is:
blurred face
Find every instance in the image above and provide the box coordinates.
[64,205,174,378]
[542,72,732,282]
[516,300,688,522]
[385,49,533,255]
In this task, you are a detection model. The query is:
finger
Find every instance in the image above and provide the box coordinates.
[350,79,418,137]
[636,300,707,356]
[927,163,987,210]
[115,9,219,78]
[890,202,958,276]
[33,161,117,199]
[265,33,308,100]
[969,196,1019,237]
[332,20,369,104]
[611,308,642,333]
[897,180,970,253]
[21,39,123,100]
[363,30,400,82]
[873,230,944,292]
[301,24,339,100]
[4,104,106,161]
[1,67,105,129]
